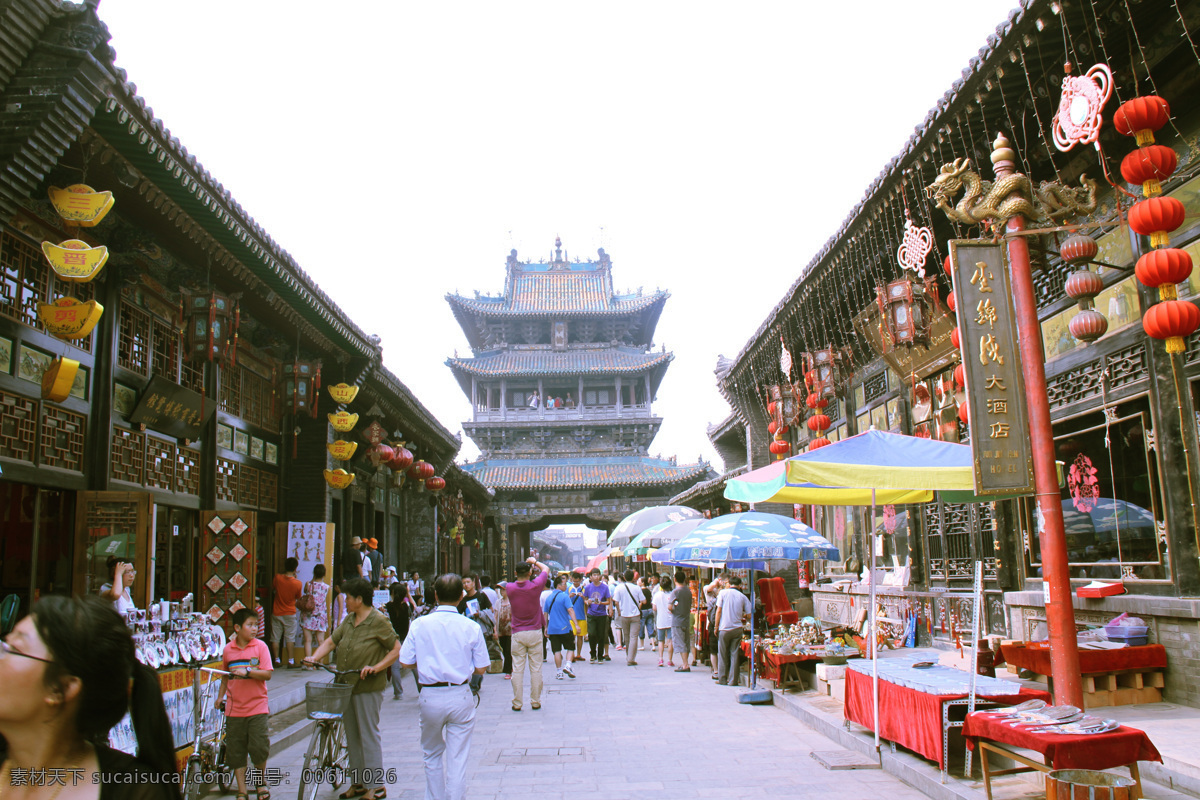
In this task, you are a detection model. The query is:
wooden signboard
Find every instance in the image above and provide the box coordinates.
[129,375,217,440]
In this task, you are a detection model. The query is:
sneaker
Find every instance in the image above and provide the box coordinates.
[590,658,598,664]
[556,671,564,680]
[658,660,664,667]
[563,666,575,679]
[616,646,625,651]
[601,655,612,662]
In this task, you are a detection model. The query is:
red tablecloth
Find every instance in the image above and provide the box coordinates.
[844,667,1051,769]
[999,643,1166,675]
[963,711,1162,770]
[739,641,822,681]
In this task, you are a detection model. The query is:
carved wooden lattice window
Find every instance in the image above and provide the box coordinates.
[146,437,175,491]
[216,457,238,502]
[1046,360,1102,411]
[176,446,200,495]
[0,232,46,328]
[862,371,887,405]
[1106,343,1147,391]
[180,361,204,395]
[0,390,37,462]
[258,470,278,512]
[150,318,180,380]
[242,367,275,431]
[238,464,259,508]
[40,406,85,470]
[110,427,145,484]
[118,301,152,375]
[219,368,242,416]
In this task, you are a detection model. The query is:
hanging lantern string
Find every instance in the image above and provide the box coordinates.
[1174,0,1200,73]
[1098,368,1124,566]
[1082,0,1125,107]
[1123,0,1194,152]
[1019,46,1065,178]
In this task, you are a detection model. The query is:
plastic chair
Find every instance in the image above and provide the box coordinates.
[757,577,798,627]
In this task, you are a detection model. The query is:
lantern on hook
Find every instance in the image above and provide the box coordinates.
[877,277,935,350]
[282,360,322,418]
[803,346,848,400]
[425,475,446,493]
[1061,233,1108,343]
[1116,94,1200,353]
[183,289,239,364]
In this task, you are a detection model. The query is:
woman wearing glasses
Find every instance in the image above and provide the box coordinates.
[0,594,179,800]
[100,556,138,614]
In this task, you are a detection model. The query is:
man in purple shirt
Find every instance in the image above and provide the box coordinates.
[506,556,549,711]
[582,568,612,664]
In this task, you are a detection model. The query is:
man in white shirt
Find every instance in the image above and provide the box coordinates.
[398,574,490,800]
[713,576,753,686]
[611,570,646,666]
[478,575,499,610]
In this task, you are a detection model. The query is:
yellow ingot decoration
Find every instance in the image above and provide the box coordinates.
[327,383,359,405]
[327,440,358,461]
[41,239,108,282]
[323,469,356,489]
[328,411,359,432]
[41,357,80,403]
[38,297,104,340]
[48,184,114,226]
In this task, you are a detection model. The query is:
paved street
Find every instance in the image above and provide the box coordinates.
[267,645,934,800]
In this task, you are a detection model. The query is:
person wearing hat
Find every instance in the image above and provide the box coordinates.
[365,539,383,586]
[382,566,400,587]
[343,537,366,582]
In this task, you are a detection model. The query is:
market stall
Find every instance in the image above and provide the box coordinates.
[963,710,1161,800]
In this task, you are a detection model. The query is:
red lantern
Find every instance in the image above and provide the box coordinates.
[943,254,953,278]
[954,363,965,390]
[425,476,446,493]
[1136,248,1193,292]
[1064,270,1104,300]
[767,421,778,436]
[805,393,828,410]
[388,446,414,472]
[807,414,831,433]
[769,439,791,457]
[367,443,395,469]
[1121,145,1179,196]
[946,291,956,313]
[1143,299,1200,353]
[809,437,831,450]
[1129,197,1186,248]
[1113,96,1170,146]
[804,370,817,387]
[950,327,960,350]
[957,402,969,425]
[1059,233,1099,266]
[1069,309,1109,343]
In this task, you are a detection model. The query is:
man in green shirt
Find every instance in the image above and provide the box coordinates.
[305,577,399,800]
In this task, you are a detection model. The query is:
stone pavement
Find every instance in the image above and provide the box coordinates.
[264,644,935,800]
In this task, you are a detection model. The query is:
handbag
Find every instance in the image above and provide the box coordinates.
[297,581,316,614]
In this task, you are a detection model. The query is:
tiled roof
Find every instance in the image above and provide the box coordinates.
[447,286,667,318]
[462,457,709,490]
[447,348,672,378]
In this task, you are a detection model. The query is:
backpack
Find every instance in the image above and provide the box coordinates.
[296,581,315,614]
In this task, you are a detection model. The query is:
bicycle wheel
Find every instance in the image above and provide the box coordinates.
[215,739,234,792]
[328,722,349,788]
[297,723,330,800]
[182,755,203,800]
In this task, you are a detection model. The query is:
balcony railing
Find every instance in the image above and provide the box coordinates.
[471,404,655,423]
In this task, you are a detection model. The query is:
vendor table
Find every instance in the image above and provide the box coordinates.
[741,640,820,690]
[844,665,1050,774]
[963,711,1162,800]
[999,643,1166,675]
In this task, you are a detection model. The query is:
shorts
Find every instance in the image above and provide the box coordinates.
[706,617,720,657]
[548,632,574,653]
[571,619,587,637]
[656,627,669,643]
[672,622,692,653]
[270,613,299,647]
[225,713,269,767]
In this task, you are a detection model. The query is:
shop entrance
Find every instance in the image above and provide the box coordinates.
[0,482,75,611]
[922,499,1006,639]
[153,506,200,602]
[72,492,153,610]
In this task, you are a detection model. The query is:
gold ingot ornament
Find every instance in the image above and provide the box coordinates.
[41,357,80,403]
[41,240,108,282]
[47,184,115,227]
[327,440,358,461]
[327,383,359,405]
[323,469,356,489]
[37,297,104,340]
[328,411,359,432]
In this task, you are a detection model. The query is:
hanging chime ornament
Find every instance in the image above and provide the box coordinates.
[1115,95,1200,353]
[896,215,934,278]
[1061,233,1108,343]
[1052,63,1113,151]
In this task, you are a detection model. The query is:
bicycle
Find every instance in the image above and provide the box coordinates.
[182,666,235,800]
[295,663,358,800]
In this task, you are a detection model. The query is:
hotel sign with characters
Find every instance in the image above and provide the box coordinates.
[949,240,1034,495]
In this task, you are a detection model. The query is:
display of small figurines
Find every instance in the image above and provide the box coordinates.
[125,612,225,669]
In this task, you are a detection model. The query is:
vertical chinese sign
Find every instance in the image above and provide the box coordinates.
[949,240,1035,495]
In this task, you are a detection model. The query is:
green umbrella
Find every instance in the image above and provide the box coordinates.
[87,532,136,559]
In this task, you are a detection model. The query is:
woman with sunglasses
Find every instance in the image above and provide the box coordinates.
[0,595,179,800]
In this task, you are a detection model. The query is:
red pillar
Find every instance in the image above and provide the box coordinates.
[993,136,1084,707]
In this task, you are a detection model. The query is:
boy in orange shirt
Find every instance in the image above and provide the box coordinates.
[217,608,275,800]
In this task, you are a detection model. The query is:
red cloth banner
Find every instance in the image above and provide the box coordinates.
[999,643,1166,675]
[963,711,1161,770]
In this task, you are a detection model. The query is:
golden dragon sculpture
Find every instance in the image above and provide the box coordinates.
[925,157,1098,227]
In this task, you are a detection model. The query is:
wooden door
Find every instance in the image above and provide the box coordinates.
[74,492,153,609]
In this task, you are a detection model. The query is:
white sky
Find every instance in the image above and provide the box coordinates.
[97,0,1020,471]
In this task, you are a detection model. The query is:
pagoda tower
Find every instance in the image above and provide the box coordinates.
[446,239,708,544]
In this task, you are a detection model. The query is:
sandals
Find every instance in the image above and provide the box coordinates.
[339,787,367,799]
[531,701,541,710]
[512,702,522,712]
[257,789,271,800]
[236,794,248,800]
[365,792,386,800]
